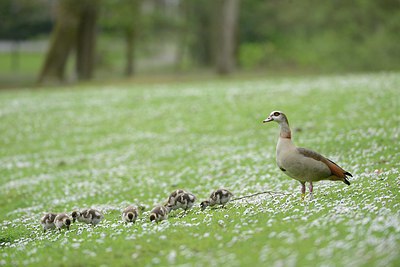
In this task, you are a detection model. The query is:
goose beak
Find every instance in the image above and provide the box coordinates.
[263,116,273,123]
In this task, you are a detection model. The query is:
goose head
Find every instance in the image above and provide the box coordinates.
[263,111,287,124]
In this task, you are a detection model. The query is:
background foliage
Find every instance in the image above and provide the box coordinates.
[238,0,400,71]
[0,0,399,87]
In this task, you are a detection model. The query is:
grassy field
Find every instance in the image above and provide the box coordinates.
[0,72,399,266]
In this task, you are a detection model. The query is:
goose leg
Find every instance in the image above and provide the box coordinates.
[300,182,306,200]
[309,182,314,200]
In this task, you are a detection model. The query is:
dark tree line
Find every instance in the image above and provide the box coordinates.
[38,0,240,84]
[0,0,53,71]
[2,0,398,85]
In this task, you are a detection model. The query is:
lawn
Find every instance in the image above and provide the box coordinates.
[0,72,399,266]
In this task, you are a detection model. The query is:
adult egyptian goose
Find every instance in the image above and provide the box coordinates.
[263,111,352,199]
[200,188,233,210]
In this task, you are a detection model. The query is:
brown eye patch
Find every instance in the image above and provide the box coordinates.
[273,112,280,116]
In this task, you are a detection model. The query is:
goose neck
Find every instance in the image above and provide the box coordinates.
[279,121,292,139]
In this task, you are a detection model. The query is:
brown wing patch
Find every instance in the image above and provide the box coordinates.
[325,159,346,178]
[297,148,351,179]
[327,158,353,177]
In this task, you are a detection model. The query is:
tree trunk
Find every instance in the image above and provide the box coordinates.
[215,0,239,75]
[11,41,20,72]
[184,0,214,67]
[125,27,135,76]
[123,0,140,77]
[76,1,99,81]
[38,0,99,84]
[38,0,80,83]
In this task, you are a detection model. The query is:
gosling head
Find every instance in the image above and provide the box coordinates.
[200,200,210,210]
[71,211,81,223]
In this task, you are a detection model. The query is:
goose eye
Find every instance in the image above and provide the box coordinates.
[273,112,280,116]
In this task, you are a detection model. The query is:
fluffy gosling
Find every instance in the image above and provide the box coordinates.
[40,213,58,233]
[149,205,169,223]
[71,209,104,225]
[165,189,186,205]
[200,188,233,210]
[166,191,196,212]
[122,205,139,223]
[54,213,72,233]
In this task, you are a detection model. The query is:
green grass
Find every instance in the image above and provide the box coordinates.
[0,52,43,87]
[0,52,44,75]
[0,72,399,266]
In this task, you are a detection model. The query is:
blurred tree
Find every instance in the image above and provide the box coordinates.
[6,0,396,85]
[101,0,141,76]
[76,1,99,80]
[214,0,239,75]
[177,0,240,75]
[0,0,53,71]
[38,0,100,83]
[179,0,215,67]
[0,0,52,40]
[238,0,400,71]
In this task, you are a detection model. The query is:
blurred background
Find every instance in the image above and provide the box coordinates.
[0,0,399,88]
